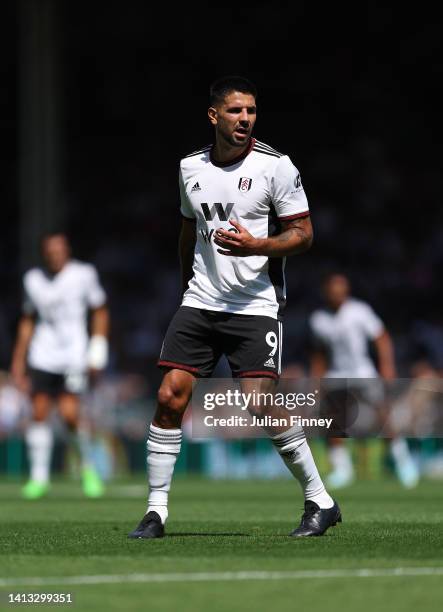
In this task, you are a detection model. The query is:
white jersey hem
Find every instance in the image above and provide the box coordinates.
[27,358,87,376]
[181,297,278,320]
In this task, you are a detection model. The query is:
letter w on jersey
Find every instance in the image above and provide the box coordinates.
[201,202,234,222]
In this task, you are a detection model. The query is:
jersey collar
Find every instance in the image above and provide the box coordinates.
[210,137,256,167]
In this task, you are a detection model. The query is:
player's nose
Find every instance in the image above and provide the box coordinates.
[239,109,249,123]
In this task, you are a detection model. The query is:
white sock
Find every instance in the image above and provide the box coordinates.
[25,422,53,483]
[390,438,412,464]
[329,445,354,477]
[70,427,93,469]
[272,426,334,509]
[146,424,182,524]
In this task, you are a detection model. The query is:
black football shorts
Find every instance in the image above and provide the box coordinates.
[29,368,87,397]
[158,306,283,379]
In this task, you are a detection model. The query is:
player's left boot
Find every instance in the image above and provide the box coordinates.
[22,480,50,500]
[128,511,165,539]
[290,500,342,537]
[81,466,104,498]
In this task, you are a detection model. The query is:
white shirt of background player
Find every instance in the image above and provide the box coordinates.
[23,260,107,375]
[310,298,385,378]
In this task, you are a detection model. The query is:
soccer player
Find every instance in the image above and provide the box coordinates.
[310,272,419,488]
[129,76,341,539]
[10,232,110,499]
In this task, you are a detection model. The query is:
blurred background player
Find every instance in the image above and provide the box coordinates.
[310,272,419,489]
[10,232,110,499]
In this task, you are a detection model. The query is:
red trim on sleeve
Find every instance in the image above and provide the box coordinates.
[237,370,279,379]
[278,211,310,221]
[157,360,199,374]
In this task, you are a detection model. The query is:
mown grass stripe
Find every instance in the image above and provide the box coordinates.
[1,567,443,587]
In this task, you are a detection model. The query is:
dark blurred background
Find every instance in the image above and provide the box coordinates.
[1,1,443,380]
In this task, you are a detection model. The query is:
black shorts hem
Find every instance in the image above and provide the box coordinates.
[157,360,200,376]
[237,370,279,380]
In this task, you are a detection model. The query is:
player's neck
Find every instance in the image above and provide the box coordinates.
[329,298,348,312]
[45,260,70,277]
[211,137,252,164]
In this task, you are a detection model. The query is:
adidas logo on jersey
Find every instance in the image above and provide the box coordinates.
[191,182,201,192]
[264,357,275,368]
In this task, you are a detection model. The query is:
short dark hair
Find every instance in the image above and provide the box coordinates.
[209,76,257,107]
[40,230,69,246]
[321,270,351,286]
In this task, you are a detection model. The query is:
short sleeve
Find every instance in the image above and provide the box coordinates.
[179,167,196,219]
[85,265,106,308]
[270,155,309,220]
[359,303,384,340]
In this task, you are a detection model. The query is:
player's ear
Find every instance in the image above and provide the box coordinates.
[208,106,218,126]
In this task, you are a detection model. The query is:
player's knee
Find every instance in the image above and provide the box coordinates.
[245,396,275,419]
[157,382,188,415]
[32,413,48,423]
[32,395,51,421]
[63,415,77,430]
[245,402,266,419]
[32,405,48,421]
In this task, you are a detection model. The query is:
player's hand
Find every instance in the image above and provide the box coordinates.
[214,219,263,256]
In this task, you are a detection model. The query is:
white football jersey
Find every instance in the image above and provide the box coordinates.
[179,138,309,320]
[23,260,106,374]
[310,298,384,377]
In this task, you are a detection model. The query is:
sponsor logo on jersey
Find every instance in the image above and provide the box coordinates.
[200,202,235,221]
[191,182,201,192]
[200,229,215,243]
[238,177,252,192]
[294,173,302,190]
[290,173,303,195]
[263,357,275,368]
[200,227,239,243]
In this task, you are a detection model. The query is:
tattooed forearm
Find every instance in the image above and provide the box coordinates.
[256,216,313,257]
[213,216,313,258]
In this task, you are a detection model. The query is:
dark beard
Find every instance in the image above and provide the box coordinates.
[219,130,248,148]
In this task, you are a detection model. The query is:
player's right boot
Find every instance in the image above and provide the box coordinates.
[390,438,420,488]
[128,511,165,539]
[290,500,342,537]
[394,458,420,489]
[22,480,50,500]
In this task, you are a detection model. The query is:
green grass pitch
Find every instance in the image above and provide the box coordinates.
[0,477,442,611]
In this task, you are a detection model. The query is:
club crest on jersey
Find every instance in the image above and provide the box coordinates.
[238,177,252,192]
